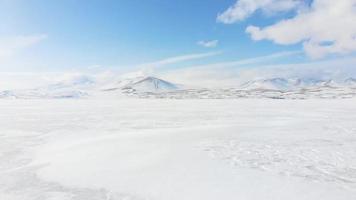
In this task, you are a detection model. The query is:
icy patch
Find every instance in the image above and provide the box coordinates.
[201,139,356,189]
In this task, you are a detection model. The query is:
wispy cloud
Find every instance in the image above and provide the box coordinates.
[137,51,222,69]
[197,40,219,48]
[160,55,356,87]
[183,50,301,69]
[158,50,302,87]
[0,34,47,60]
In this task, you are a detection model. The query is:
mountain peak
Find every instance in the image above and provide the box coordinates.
[122,76,179,92]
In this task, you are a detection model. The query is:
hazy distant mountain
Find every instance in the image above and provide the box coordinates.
[240,78,298,90]
[46,75,95,90]
[0,75,93,99]
[344,78,356,87]
[238,78,356,91]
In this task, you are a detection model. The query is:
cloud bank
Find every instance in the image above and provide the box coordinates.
[219,0,356,59]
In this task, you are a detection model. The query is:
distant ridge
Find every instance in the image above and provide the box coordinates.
[239,78,356,91]
[1,75,356,99]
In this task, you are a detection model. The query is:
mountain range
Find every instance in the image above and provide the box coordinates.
[1,74,356,99]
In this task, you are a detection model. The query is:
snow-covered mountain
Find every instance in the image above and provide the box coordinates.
[122,76,179,92]
[0,75,180,99]
[240,78,299,90]
[238,78,350,91]
[100,73,146,91]
[1,75,356,99]
[344,78,356,87]
[46,75,95,90]
[119,77,356,99]
[0,75,94,99]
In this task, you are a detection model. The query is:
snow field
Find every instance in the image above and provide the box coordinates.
[0,99,356,200]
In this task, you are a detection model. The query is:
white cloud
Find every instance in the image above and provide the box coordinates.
[0,34,47,59]
[217,0,302,24]
[197,40,219,48]
[246,0,356,58]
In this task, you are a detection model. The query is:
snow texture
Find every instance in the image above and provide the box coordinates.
[0,99,356,200]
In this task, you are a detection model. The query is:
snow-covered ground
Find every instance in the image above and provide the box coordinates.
[1,99,356,200]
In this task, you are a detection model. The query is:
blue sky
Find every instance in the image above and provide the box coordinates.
[0,0,304,71]
[0,0,355,80]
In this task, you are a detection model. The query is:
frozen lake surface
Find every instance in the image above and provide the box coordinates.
[1,99,356,200]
